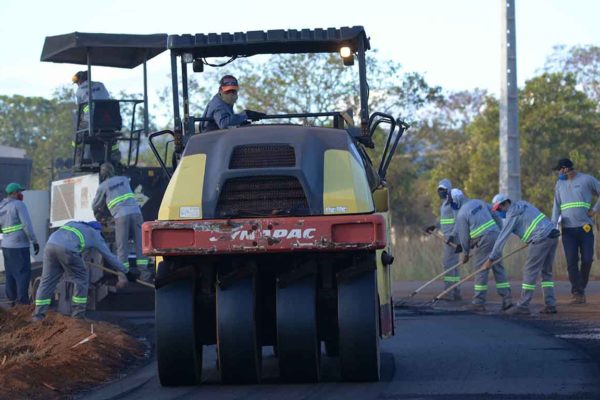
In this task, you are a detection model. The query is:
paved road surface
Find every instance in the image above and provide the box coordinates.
[81,304,600,400]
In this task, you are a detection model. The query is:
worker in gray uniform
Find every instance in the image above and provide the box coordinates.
[425,179,462,300]
[200,75,265,132]
[0,182,39,305]
[92,163,149,279]
[449,189,512,311]
[72,70,110,106]
[485,194,561,314]
[551,158,600,304]
[32,221,136,320]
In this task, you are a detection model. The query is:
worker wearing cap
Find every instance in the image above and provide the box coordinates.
[200,75,266,132]
[485,194,561,314]
[92,162,148,280]
[449,189,512,311]
[33,220,136,320]
[0,183,39,306]
[425,179,462,300]
[551,158,600,304]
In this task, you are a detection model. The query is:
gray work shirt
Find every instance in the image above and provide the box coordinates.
[92,176,141,219]
[489,200,554,260]
[452,199,501,256]
[0,198,37,248]
[437,179,456,237]
[551,172,600,228]
[75,81,110,105]
[48,221,127,273]
[200,94,248,132]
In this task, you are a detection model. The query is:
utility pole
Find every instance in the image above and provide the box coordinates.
[499,0,521,200]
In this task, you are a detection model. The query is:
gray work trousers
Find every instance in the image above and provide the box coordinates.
[33,244,88,318]
[115,213,147,272]
[472,230,512,306]
[517,236,558,309]
[442,242,461,297]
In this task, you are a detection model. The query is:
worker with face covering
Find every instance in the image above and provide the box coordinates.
[0,183,39,306]
[551,158,600,304]
[32,220,134,320]
[485,194,560,315]
[449,189,512,312]
[200,75,266,132]
[425,179,462,300]
[92,163,148,280]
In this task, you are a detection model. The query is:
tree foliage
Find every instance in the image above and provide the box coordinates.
[0,89,75,189]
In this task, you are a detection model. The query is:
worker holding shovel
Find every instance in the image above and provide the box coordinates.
[425,179,463,301]
[32,221,138,321]
[484,194,561,315]
[449,189,513,312]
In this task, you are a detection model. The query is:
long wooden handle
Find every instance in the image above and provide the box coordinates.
[397,259,464,305]
[432,243,528,303]
[87,261,155,289]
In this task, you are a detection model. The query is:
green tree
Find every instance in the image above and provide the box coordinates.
[0,89,75,189]
[545,44,600,103]
[429,72,600,216]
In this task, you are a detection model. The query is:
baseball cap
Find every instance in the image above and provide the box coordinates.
[552,158,573,171]
[219,75,239,92]
[491,193,510,211]
[5,182,25,194]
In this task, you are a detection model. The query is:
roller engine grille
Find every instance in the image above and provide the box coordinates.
[229,144,296,169]
[217,176,309,217]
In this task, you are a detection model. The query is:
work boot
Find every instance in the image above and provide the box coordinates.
[570,294,586,304]
[31,315,44,322]
[540,305,557,314]
[502,299,514,311]
[463,303,486,312]
[506,305,530,315]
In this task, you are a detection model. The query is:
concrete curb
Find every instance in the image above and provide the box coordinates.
[77,358,156,400]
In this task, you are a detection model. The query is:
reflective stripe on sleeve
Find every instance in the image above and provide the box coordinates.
[59,225,85,252]
[1,224,24,233]
[521,213,545,243]
[470,219,496,239]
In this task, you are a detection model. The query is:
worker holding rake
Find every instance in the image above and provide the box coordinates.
[449,189,513,312]
[425,179,463,301]
[484,194,561,315]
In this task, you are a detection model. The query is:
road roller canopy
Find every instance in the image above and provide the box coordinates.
[167,26,369,57]
[41,32,168,68]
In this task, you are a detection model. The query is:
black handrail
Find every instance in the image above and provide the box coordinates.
[149,129,175,179]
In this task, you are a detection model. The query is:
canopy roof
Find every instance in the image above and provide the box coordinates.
[41,32,167,68]
[168,26,369,58]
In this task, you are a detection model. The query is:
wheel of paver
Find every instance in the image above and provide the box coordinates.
[217,274,262,384]
[338,268,380,382]
[276,274,320,382]
[156,279,202,386]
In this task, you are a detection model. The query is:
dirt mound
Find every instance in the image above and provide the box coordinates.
[0,306,145,399]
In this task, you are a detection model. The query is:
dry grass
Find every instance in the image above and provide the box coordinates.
[391,231,600,282]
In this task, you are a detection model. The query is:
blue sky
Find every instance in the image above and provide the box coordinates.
[0,0,598,105]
